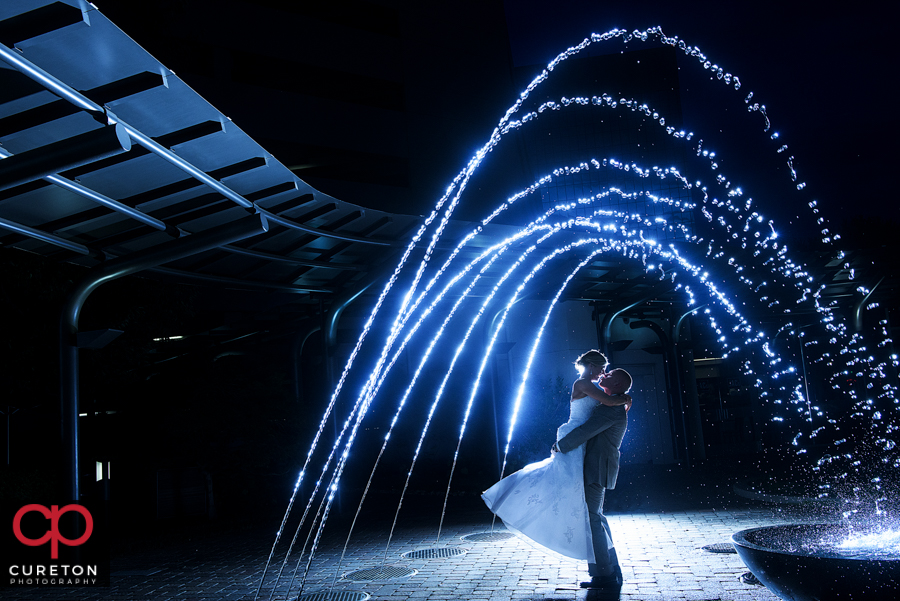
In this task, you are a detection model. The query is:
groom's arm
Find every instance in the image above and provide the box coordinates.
[574,379,631,407]
[553,406,624,454]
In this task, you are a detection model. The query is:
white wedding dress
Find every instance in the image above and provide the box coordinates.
[481,395,596,562]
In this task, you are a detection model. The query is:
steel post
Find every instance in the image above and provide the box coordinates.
[59,214,268,502]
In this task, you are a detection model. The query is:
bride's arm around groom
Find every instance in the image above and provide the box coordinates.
[552,382,629,491]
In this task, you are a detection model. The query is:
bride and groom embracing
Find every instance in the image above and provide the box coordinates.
[482,350,633,590]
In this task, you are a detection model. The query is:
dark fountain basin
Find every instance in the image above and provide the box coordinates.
[732,524,900,601]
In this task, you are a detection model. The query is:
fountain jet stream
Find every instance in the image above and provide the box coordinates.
[362,208,775,561]
[317,217,669,570]
[325,225,558,581]
[326,180,699,573]
[436,245,614,542]
[284,186,843,592]
[256,25,897,599]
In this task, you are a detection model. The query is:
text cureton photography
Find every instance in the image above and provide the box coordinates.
[9,563,99,586]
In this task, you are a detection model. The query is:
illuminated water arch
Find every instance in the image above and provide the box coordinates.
[267,170,887,596]
[288,212,824,591]
[270,180,888,597]
[261,25,813,535]
[256,26,897,599]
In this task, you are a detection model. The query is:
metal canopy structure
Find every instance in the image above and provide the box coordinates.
[0,2,684,349]
[0,0,423,307]
[3,2,895,378]
[2,1,893,363]
[0,1,687,496]
[0,0,442,503]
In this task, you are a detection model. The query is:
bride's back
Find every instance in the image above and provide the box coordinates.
[558,396,597,439]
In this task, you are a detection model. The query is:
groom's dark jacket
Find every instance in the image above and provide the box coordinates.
[556,404,628,489]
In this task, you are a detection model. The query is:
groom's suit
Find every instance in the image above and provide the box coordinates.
[556,402,628,578]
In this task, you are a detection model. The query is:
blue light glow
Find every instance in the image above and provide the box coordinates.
[255,26,897,599]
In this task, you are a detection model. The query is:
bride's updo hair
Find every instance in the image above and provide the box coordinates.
[575,350,608,369]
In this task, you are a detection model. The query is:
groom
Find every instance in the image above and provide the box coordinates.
[552,358,631,589]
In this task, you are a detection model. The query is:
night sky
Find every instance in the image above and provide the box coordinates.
[99,0,897,235]
[503,0,897,228]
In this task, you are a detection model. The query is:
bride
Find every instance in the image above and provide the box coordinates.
[481,350,631,562]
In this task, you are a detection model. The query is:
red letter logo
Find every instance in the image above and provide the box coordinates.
[12,504,93,559]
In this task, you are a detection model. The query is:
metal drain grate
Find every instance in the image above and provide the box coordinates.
[701,543,737,553]
[295,592,370,601]
[462,531,515,542]
[401,547,467,560]
[342,566,417,581]
[740,571,762,586]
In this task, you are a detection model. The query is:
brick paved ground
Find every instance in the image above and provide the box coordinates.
[4,489,816,601]
[6,459,841,601]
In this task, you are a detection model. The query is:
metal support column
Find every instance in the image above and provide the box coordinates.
[629,319,689,463]
[59,214,268,502]
[597,287,667,357]
[673,307,706,461]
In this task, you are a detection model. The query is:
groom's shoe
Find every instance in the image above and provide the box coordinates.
[579,574,622,589]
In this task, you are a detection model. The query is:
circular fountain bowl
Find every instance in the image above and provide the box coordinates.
[732,524,900,601]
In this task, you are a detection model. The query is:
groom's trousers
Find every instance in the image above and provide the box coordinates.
[585,483,619,578]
